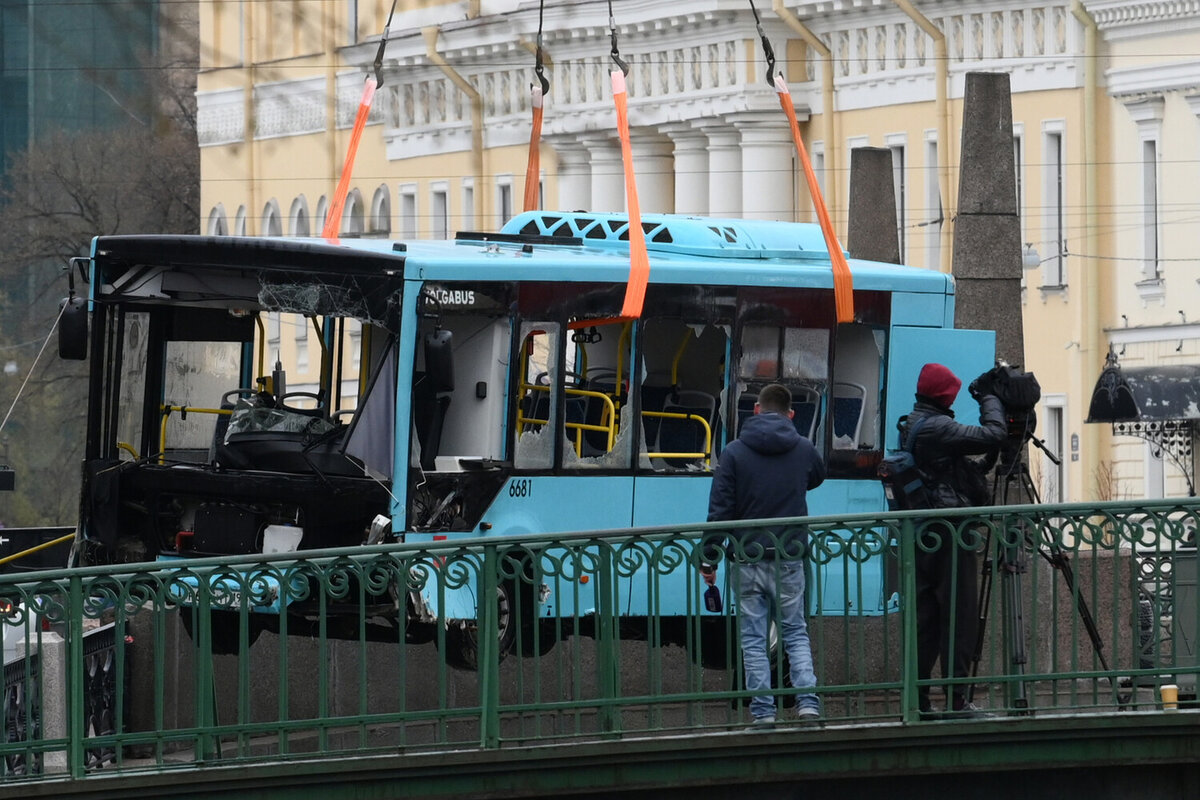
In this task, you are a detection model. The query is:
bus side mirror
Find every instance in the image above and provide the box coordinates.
[59,296,87,360]
[424,329,454,393]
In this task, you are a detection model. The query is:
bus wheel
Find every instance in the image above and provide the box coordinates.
[179,608,265,655]
[438,583,517,671]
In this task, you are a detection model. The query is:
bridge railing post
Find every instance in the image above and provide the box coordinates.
[899,518,919,723]
[66,574,84,778]
[479,544,501,748]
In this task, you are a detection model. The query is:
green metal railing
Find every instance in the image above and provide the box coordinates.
[0,498,1197,783]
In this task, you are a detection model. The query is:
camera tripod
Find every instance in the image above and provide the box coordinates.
[968,434,1110,710]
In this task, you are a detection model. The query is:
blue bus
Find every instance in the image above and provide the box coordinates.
[66,211,994,662]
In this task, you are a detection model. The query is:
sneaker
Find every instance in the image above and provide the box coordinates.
[751,715,777,727]
[797,706,821,725]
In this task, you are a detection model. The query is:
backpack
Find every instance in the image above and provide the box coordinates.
[877,415,930,511]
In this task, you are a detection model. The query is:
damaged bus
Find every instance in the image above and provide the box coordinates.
[63,211,994,663]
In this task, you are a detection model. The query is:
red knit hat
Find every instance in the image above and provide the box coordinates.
[917,363,961,407]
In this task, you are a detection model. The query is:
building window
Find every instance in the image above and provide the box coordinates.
[289,196,310,237]
[461,179,475,231]
[1013,125,1024,240]
[400,185,417,239]
[344,189,365,237]
[294,315,309,372]
[924,133,941,271]
[1042,125,1066,287]
[207,205,229,236]
[1042,400,1065,503]
[887,136,907,262]
[432,184,449,240]
[370,184,391,237]
[811,143,825,223]
[1145,440,1165,499]
[497,176,513,227]
[263,199,283,237]
[315,196,329,234]
[1142,138,1160,277]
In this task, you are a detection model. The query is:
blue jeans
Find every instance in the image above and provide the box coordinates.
[734,559,819,719]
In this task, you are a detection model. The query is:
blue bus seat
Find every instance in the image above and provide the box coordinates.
[832,381,866,448]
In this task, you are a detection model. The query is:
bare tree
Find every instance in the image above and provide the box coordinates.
[0,2,198,528]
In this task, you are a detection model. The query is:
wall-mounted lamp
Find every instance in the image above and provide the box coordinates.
[1022,243,1042,271]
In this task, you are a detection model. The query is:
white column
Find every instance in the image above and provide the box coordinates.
[580,135,624,213]
[704,126,742,218]
[732,114,798,221]
[550,140,591,212]
[664,124,710,216]
[630,136,675,214]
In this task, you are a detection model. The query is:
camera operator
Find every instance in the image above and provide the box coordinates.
[903,363,1006,717]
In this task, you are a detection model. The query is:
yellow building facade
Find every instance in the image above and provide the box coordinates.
[196,0,1200,501]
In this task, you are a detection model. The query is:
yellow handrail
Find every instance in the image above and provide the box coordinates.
[516,384,619,456]
[116,442,139,459]
[0,533,74,568]
[642,410,713,465]
[159,405,233,465]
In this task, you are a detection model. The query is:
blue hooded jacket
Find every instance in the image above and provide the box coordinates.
[706,412,826,559]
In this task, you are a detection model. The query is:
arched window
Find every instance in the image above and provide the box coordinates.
[316,195,329,234]
[369,184,391,237]
[263,199,283,237]
[289,196,311,237]
[343,188,365,237]
[207,204,229,235]
[234,205,248,236]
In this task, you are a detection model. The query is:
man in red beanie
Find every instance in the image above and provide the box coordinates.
[903,362,1006,718]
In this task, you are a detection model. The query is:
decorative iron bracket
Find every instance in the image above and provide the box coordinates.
[1113,419,1196,495]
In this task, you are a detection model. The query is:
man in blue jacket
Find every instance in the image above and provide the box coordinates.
[704,383,826,725]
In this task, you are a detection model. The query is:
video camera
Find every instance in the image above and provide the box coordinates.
[970,361,1042,446]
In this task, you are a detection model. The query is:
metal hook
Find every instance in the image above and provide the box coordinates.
[608,4,629,76]
[372,0,399,88]
[535,38,550,95]
[748,0,777,87]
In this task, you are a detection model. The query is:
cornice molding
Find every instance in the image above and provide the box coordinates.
[1084,1,1200,38]
[1107,60,1200,98]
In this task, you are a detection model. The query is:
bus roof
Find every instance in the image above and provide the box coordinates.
[90,212,953,306]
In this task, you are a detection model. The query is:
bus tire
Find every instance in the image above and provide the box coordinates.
[438,582,518,671]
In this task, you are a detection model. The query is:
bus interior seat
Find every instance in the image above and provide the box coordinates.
[640,384,675,445]
[832,381,866,448]
[738,388,819,441]
[791,388,820,440]
[652,389,716,469]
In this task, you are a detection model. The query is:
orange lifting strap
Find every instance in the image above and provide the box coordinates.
[613,69,651,320]
[522,85,545,213]
[774,74,855,323]
[567,67,649,332]
[322,77,377,240]
[323,1,396,241]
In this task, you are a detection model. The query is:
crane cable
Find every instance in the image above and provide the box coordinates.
[522,1,550,213]
[750,0,855,323]
[323,0,399,240]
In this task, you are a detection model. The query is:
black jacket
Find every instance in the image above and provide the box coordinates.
[707,412,826,558]
[902,394,1006,508]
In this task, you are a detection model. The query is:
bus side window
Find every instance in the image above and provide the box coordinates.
[561,320,633,469]
[513,322,559,469]
[639,319,727,471]
[827,323,885,478]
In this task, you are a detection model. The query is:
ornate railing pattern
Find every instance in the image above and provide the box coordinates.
[0,498,1197,784]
